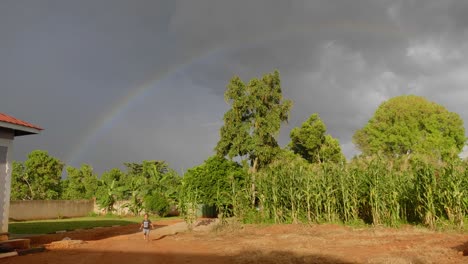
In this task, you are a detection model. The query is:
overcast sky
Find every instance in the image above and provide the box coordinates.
[1,0,468,175]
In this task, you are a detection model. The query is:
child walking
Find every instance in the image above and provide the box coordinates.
[140,213,154,241]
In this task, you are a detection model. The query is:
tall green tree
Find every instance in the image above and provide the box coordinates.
[289,113,345,163]
[216,70,293,172]
[11,150,64,200]
[353,95,466,159]
[62,164,98,200]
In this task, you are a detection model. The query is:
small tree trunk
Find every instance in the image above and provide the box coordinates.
[24,177,34,200]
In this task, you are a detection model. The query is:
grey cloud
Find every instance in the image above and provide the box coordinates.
[170,0,468,156]
[71,71,227,172]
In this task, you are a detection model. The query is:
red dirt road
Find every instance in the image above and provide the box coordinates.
[4,219,468,264]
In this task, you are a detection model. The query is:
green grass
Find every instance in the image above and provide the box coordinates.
[8,215,146,235]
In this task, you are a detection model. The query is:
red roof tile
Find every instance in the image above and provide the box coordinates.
[0,113,43,130]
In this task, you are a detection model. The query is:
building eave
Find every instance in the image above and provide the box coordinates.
[0,121,42,136]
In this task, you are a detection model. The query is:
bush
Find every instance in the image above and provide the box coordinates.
[144,193,170,217]
[87,211,99,217]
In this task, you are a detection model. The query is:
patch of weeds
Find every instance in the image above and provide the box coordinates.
[103,212,120,219]
[87,212,98,217]
[432,218,467,233]
[343,218,368,228]
[211,217,244,234]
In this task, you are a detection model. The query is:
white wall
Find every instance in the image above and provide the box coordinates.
[0,128,14,236]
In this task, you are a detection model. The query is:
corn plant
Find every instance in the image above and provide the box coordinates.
[439,161,465,228]
[412,156,439,229]
[178,150,468,230]
[178,185,199,230]
[340,166,360,223]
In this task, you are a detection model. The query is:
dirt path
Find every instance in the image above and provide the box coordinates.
[3,219,468,264]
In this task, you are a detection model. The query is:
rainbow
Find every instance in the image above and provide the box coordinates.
[66,44,237,168]
[66,21,404,169]
[67,52,215,167]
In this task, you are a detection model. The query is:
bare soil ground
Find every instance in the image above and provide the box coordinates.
[3,219,468,264]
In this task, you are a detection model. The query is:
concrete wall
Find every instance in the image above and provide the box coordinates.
[9,199,95,221]
[0,128,14,235]
[9,199,180,221]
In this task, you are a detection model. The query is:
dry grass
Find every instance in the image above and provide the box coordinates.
[210,217,244,234]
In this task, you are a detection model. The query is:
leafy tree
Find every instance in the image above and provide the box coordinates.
[147,164,181,207]
[289,113,345,163]
[353,95,466,160]
[62,164,98,200]
[124,160,169,177]
[11,150,64,200]
[10,162,30,200]
[94,160,180,215]
[142,161,181,215]
[118,162,148,215]
[119,160,181,215]
[319,135,345,164]
[144,193,171,217]
[120,175,146,215]
[95,168,125,213]
[182,156,246,206]
[216,70,293,172]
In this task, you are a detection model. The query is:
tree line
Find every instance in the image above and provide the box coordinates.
[11,153,180,216]
[11,70,468,228]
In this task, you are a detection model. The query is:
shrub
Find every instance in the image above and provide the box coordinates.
[144,193,170,217]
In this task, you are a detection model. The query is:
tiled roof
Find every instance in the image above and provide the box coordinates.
[0,113,43,130]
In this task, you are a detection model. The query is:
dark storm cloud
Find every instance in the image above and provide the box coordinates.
[1,0,467,174]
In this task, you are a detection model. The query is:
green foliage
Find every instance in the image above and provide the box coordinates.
[62,164,98,200]
[216,70,292,172]
[11,150,64,200]
[289,113,345,163]
[144,193,170,216]
[137,161,181,215]
[232,154,468,229]
[353,95,466,160]
[94,160,181,215]
[319,135,346,163]
[95,168,125,213]
[119,175,146,215]
[11,162,29,200]
[11,149,179,218]
[181,156,246,206]
[256,151,310,223]
[178,184,200,230]
[349,156,410,226]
